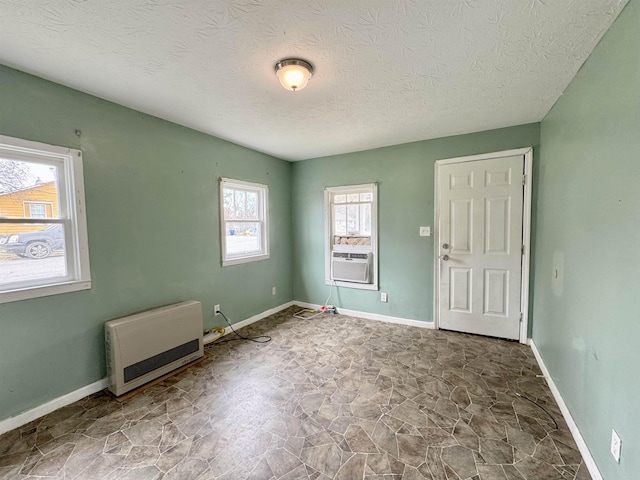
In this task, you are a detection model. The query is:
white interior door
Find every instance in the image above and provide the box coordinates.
[437,154,524,340]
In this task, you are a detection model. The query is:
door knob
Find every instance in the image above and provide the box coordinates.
[442,243,449,249]
[440,254,450,261]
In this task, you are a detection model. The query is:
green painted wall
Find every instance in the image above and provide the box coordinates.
[534,1,640,478]
[292,124,540,322]
[0,65,293,421]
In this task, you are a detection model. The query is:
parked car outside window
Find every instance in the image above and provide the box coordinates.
[0,224,64,259]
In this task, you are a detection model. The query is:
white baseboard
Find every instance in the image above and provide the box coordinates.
[220,301,295,336]
[528,340,603,480]
[0,377,108,436]
[0,301,296,436]
[294,301,435,329]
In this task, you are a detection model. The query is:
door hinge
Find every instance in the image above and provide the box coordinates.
[522,174,526,185]
[519,313,523,323]
[521,245,525,255]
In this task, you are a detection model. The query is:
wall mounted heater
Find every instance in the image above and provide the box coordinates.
[331,251,373,283]
[105,300,204,396]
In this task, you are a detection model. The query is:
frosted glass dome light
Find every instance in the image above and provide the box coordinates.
[275,59,314,92]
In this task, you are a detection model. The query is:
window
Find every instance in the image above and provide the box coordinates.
[332,192,373,238]
[220,178,269,266]
[26,202,48,218]
[0,135,91,303]
[324,183,378,290]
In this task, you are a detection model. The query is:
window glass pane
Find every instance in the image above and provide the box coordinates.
[347,194,359,203]
[28,203,47,218]
[245,191,259,220]
[234,190,246,219]
[347,204,359,234]
[225,222,260,255]
[0,158,60,219]
[221,180,268,264]
[333,194,346,204]
[361,204,371,235]
[0,223,67,289]
[223,188,235,220]
[333,205,346,235]
[360,192,373,202]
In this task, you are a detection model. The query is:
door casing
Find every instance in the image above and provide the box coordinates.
[433,148,533,344]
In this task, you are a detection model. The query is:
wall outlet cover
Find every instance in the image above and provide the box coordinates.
[611,429,621,463]
[419,226,431,237]
[214,304,220,316]
[381,292,388,302]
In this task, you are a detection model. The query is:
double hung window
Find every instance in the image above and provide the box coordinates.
[220,178,269,266]
[0,135,91,303]
[324,183,378,290]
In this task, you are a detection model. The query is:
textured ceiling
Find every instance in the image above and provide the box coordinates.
[0,0,629,161]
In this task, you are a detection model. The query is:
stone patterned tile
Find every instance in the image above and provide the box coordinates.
[115,465,163,480]
[477,464,508,479]
[479,437,514,465]
[343,425,379,454]
[502,464,526,480]
[163,457,209,480]
[574,461,592,480]
[441,445,477,478]
[156,438,193,472]
[28,443,74,477]
[334,452,365,479]
[74,453,127,479]
[0,306,590,479]
[551,437,583,466]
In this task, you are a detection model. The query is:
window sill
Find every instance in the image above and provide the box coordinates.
[0,279,92,304]
[325,279,378,291]
[332,245,373,252]
[222,253,270,267]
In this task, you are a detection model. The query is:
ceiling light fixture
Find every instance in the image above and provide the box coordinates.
[274,58,314,92]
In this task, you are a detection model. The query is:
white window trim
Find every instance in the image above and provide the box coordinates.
[324,183,378,291]
[219,177,269,267]
[0,135,91,304]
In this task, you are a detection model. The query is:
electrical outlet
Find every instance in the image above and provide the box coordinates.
[611,429,621,463]
[214,304,220,316]
[419,226,431,237]
[381,292,388,302]
[272,286,277,296]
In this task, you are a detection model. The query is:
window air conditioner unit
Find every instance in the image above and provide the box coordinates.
[331,251,373,283]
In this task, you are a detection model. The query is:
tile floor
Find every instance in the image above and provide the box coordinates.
[0,306,590,480]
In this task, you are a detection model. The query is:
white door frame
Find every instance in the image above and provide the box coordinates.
[433,147,533,344]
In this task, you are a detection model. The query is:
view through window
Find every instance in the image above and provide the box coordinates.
[332,190,373,242]
[220,178,269,266]
[0,136,90,302]
[0,160,67,286]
